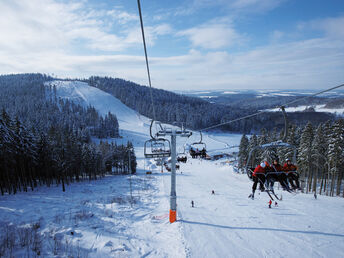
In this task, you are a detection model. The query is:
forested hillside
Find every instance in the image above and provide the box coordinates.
[87,76,336,133]
[0,74,135,195]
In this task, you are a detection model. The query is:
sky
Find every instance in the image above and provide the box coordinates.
[0,0,344,91]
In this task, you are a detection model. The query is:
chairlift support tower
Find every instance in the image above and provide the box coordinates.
[157,125,192,223]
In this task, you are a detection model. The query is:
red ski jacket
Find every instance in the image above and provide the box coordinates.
[253,165,266,176]
[283,163,297,173]
[271,164,283,172]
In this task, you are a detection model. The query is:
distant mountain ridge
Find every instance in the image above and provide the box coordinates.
[177,88,344,112]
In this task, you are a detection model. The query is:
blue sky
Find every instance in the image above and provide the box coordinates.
[0,0,343,90]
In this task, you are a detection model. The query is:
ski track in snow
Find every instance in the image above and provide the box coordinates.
[0,80,343,257]
[164,160,344,258]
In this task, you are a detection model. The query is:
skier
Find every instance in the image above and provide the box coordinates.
[275,201,278,207]
[283,159,300,190]
[212,190,215,195]
[249,162,266,199]
[269,158,290,191]
[191,200,194,207]
[268,200,272,208]
[201,148,206,158]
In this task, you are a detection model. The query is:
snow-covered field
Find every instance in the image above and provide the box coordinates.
[1,80,343,257]
[0,167,186,257]
[267,104,344,115]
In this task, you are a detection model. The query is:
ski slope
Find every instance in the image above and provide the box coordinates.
[46,80,152,146]
[163,160,344,258]
[44,80,242,153]
[0,80,343,257]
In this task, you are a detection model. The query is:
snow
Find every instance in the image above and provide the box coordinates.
[164,160,344,257]
[46,80,150,132]
[199,95,218,98]
[267,104,344,115]
[222,91,239,94]
[257,93,294,98]
[1,80,343,257]
[0,170,186,257]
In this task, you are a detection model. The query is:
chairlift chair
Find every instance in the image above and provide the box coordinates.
[190,132,207,158]
[245,106,299,180]
[144,138,171,158]
[245,141,297,180]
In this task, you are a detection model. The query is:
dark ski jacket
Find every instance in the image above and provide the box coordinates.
[271,164,283,172]
[283,163,297,173]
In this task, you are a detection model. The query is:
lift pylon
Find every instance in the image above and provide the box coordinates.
[157,126,192,223]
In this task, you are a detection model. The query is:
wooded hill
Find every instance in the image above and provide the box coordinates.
[87,76,337,133]
[0,74,136,195]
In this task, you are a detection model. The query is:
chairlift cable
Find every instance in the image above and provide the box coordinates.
[283,83,344,107]
[137,0,157,122]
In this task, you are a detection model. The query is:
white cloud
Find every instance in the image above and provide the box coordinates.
[1,35,343,90]
[307,16,344,40]
[0,0,343,91]
[0,0,169,54]
[106,9,138,25]
[185,0,285,15]
[177,20,242,49]
[229,0,285,12]
[269,30,285,42]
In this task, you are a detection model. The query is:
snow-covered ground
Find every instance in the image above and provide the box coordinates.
[1,80,343,257]
[267,104,344,115]
[0,168,186,257]
[46,80,152,146]
[164,160,344,258]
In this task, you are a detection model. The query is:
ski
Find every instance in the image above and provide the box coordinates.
[270,190,281,201]
[266,190,274,201]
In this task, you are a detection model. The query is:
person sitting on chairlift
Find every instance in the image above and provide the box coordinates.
[283,159,300,190]
[250,161,267,199]
[269,158,290,191]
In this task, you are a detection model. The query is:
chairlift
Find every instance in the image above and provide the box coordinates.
[245,106,297,180]
[245,141,297,180]
[144,138,171,158]
[144,120,171,158]
[190,132,207,158]
[246,107,301,201]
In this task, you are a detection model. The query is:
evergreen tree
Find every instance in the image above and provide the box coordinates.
[327,119,344,196]
[238,134,249,171]
[298,122,314,192]
[311,124,327,193]
[248,134,259,167]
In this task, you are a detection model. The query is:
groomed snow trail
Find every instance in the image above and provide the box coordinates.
[162,159,344,258]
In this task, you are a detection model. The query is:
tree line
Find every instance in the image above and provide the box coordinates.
[0,74,135,195]
[87,76,335,133]
[238,119,344,197]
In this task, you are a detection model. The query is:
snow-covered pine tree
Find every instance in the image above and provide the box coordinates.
[297,122,314,192]
[311,124,327,194]
[248,134,258,168]
[238,134,249,171]
[259,128,276,163]
[327,119,344,196]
